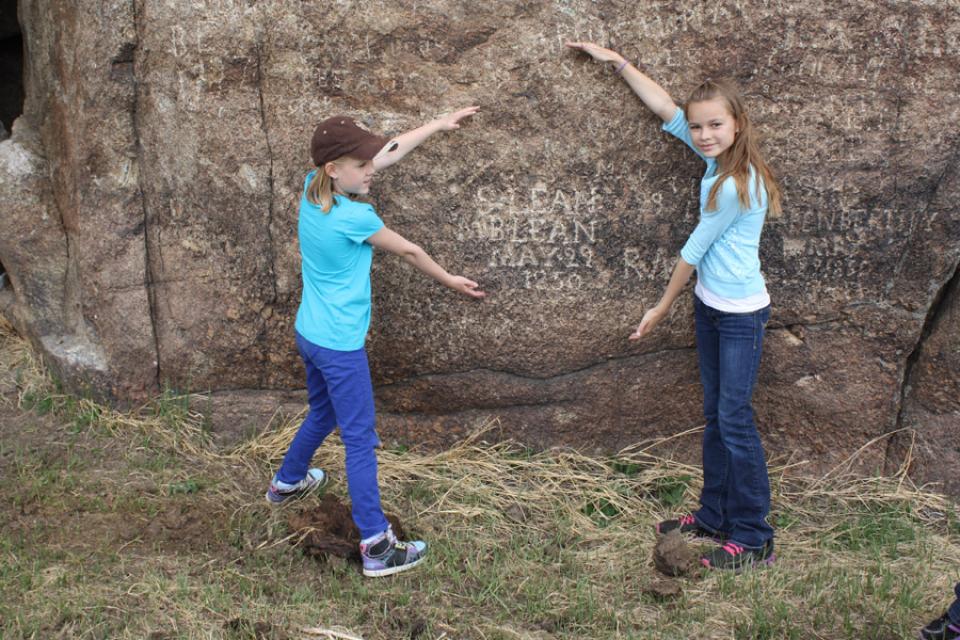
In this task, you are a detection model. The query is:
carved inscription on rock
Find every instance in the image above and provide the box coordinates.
[462,183,604,292]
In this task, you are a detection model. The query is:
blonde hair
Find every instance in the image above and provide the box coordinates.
[684,79,782,218]
[306,162,338,213]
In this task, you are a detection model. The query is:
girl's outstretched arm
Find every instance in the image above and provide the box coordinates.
[373,106,480,171]
[628,257,695,339]
[366,227,486,299]
[565,42,677,123]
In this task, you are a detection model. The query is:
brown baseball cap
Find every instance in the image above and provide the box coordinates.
[310,116,390,166]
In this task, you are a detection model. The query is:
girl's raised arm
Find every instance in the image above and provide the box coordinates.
[373,106,480,171]
[565,42,677,123]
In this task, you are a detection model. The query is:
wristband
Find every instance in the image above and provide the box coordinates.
[615,60,629,74]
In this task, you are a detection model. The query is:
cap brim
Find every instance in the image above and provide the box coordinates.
[372,139,400,163]
[352,134,391,161]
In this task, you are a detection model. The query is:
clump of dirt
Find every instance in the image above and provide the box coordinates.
[287,494,406,563]
[641,576,683,600]
[652,529,696,576]
[141,502,219,550]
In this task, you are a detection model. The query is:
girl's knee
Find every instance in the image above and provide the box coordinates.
[340,424,379,450]
[304,412,335,431]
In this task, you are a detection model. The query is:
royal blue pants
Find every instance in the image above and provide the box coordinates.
[692,297,774,549]
[276,332,389,539]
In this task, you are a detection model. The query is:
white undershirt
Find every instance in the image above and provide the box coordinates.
[695,279,770,313]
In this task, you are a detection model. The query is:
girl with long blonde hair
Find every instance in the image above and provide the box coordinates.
[568,42,781,572]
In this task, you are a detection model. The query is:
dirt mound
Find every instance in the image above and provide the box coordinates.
[652,530,696,577]
[287,494,406,564]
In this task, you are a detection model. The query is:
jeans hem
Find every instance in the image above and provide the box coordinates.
[693,514,728,536]
[726,537,774,551]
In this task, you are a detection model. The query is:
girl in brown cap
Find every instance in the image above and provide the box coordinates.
[267,107,484,577]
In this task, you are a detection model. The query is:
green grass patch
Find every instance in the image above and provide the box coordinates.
[167,479,203,495]
[825,502,921,555]
[652,473,693,508]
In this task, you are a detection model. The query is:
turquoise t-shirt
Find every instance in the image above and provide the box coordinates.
[294,172,384,351]
[662,108,768,299]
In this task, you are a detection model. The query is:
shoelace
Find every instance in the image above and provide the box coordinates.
[722,542,745,556]
[679,515,696,526]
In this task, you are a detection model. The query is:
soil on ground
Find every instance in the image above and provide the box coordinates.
[0,384,405,637]
[287,494,406,564]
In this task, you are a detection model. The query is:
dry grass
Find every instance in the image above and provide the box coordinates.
[0,314,45,407]
[2,315,959,639]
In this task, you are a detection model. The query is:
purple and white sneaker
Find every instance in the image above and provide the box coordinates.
[360,526,427,578]
[265,468,328,505]
[920,613,960,640]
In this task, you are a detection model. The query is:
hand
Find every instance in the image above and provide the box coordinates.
[447,275,486,299]
[628,306,667,340]
[437,106,480,131]
[565,42,625,66]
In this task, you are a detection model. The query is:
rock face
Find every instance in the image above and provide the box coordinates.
[890,267,960,497]
[1,1,958,489]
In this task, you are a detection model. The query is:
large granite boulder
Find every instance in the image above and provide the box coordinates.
[1,1,958,489]
[890,266,960,497]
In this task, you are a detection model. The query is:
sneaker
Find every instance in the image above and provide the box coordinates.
[920,613,960,640]
[656,514,725,541]
[700,539,775,572]
[360,526,427,578]
[265,468,328,505]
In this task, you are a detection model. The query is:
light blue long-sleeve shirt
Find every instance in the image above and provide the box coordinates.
[662,108,768,299]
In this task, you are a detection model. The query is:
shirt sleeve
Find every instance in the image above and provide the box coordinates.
[680,178,741,266]
[343,203,385,244]
[661,107,709,163]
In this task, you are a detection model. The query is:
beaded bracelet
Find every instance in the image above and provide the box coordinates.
[615,60,629,74]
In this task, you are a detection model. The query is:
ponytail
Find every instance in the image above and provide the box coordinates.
[306,165,337,213]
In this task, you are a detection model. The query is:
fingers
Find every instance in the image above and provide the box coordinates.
[565,41,603,54]
[629,311,659,340]
[451,106,480,122]
[454,277,485,299]
[441,107,480,131]
[566,41,619,64]
[462,285,486,299]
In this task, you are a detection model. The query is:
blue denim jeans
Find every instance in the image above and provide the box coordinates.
[692,297,774,549]
[276,332,389,539]
[950,581,960,623]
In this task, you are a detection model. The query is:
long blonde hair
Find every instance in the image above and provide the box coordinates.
[684,79,782,218]
[305,162,338,213]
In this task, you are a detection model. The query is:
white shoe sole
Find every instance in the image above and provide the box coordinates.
[362,554,427,578]
[264,472,328,505]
